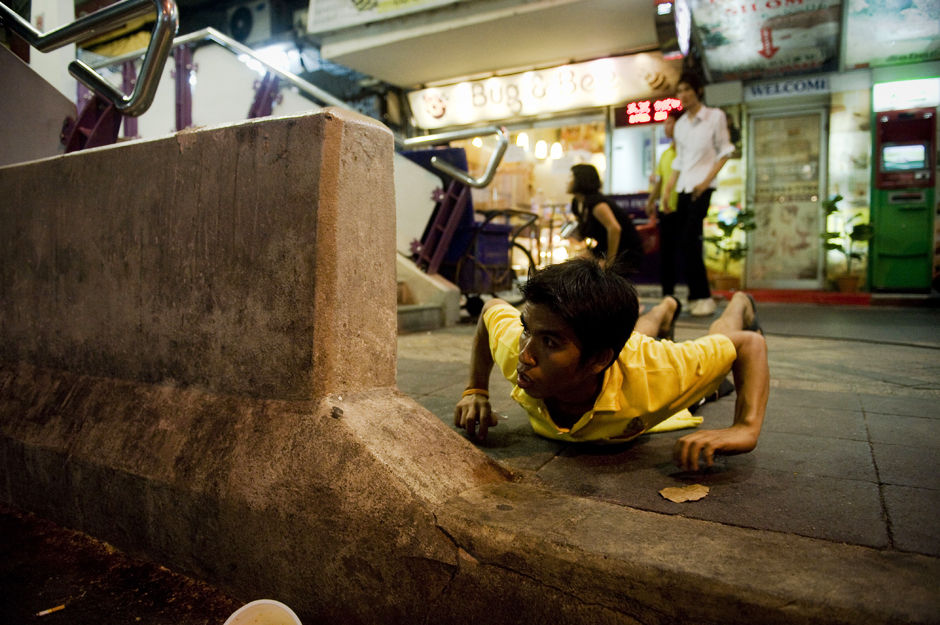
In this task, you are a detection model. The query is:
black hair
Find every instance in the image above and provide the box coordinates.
[677,71,705,99]
[569,163,602,195]
[520,257,639,368]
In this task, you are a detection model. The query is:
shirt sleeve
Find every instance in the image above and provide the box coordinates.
[482,303,522,383]
[712,108,735,161]
[625,333,737,426]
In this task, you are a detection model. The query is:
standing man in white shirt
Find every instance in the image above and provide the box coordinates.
[662,72,735,316]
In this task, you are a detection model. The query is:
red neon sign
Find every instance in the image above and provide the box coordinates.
[621,97,683,125]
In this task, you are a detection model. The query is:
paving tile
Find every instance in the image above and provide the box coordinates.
[407,371,565,474]
[871,442,940,489]
[749,430,877,482]
[883,485,940,557]
[535,432,889,548]
[757,404,867,441]
[411,393,463,423]
[678,408,878,482]
[866,413,940,448]
[858,394,940,420]
[396,357,467,396]
[767,387,862,411]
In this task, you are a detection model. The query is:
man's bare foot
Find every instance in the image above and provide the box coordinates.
[736,292,762,334]
[659,295,681,340]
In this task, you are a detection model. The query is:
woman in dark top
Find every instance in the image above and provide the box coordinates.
[568,163,643,277]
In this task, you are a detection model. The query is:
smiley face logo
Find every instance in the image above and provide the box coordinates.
[424,92,447,119]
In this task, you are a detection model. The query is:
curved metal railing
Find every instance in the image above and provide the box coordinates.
[88,26,506,188]
[91,26,350,111]
[0,0,178,116]
[399,126,509,188]
[0,0,505,186]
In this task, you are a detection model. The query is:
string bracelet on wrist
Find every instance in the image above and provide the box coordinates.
[462,388,489,398]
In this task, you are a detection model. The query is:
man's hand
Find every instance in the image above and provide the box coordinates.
[454,393,500,442]
[673,424,758,471]
[691,181,709,201]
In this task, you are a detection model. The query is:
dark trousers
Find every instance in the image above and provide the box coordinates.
[659,189,712,300]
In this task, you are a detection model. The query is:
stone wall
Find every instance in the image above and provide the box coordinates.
[0,109,509,622]
[0,109,395,400]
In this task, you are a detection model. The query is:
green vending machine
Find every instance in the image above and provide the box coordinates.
[870,107,936,291]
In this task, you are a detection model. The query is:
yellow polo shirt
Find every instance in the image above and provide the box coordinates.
[484,303,736,443]
[654,144,679,213]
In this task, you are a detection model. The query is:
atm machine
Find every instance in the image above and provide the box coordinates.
[870,107,936,291]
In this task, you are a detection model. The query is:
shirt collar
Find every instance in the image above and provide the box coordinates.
[593,361,623,413]
[509,361,623,435]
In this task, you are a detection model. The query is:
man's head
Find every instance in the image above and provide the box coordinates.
[676,72,705,110]
[568,163,602,195]
[517,258,639,395]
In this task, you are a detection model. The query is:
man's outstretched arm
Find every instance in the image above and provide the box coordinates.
[674,330,768,471]
[454,299,505,441]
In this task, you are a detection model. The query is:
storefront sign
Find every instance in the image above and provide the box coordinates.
[873,78,940,112]
[408,53,681,130]
[844,0,940,69]
[688,0,841,81]
[307,0,459,34]
[615,97,683,126]
[744,76,830,101]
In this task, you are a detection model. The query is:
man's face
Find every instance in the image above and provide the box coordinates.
[515,302,607,401]
[676,81,700,110]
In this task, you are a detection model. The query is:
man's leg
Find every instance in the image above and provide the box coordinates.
[708,291,757,336]
[658,210,682,297]
[683,190,713,302]
[689,292,759,411]
[635,296,679,338]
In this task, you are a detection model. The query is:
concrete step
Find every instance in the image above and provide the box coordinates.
[398,303,444,333]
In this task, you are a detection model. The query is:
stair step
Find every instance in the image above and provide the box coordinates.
[397,303,444,333]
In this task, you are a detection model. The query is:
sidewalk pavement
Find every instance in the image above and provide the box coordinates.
[2,297,937,623]
[397,298,940,559]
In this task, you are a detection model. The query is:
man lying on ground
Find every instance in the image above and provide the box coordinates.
[454,257,768,472]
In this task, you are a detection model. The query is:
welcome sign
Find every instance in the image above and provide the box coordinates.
[744,75,830,101]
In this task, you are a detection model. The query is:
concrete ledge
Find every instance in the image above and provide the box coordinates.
[0,109,511,622]
[436,482,940,625]
[0,362,508,622]
[0,108,396,400]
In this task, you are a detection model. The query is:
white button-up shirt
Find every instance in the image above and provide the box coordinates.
[671,105,735,193]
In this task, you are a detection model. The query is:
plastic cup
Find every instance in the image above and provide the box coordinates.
[223,599,302,625]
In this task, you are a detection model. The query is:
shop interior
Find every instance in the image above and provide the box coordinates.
[448,112,746,288]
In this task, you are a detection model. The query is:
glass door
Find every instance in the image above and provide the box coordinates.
[609,124,655,194]
[746,110,827,288]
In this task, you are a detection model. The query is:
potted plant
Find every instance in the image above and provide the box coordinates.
[821,194,874,292]
[704,205,756,291]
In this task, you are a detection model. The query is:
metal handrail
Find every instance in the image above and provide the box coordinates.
[400,127,508,188]
[91,27,350,110]
[87,27,507,188]
[0,0,178,116]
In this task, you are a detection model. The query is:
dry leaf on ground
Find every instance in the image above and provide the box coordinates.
[659,484,710,503]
